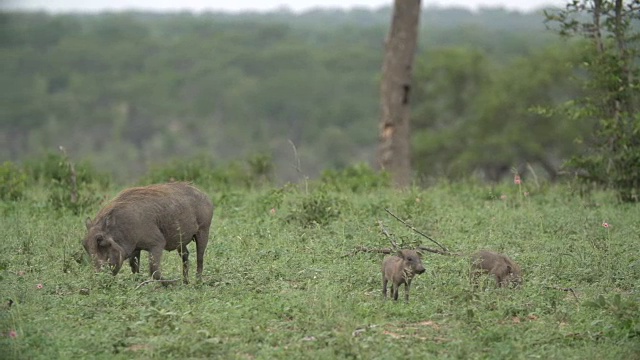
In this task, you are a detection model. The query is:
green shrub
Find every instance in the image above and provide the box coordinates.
[255,186,288,215]
[143,156,210,184]
[320,163,390,192]
[0,161,27,201]
[564,113,640,203]
[48,153,104,215]
[23,152,110,188]
[23,151,107,214]
[545,2,640,202]
[142,156,246,188]
[247,154,274,186]
[48,184,103,215]
[142,155,274,190]
[286,187,343,227]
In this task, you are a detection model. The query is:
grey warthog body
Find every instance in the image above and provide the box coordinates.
[470,250,522,288]
[382,249,426,302]
[82,182,214,284]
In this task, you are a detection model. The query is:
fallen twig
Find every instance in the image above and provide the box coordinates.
[544,286,579,302]
[135,278,180,290]
[385,209,448,252]
[342,246,393,258]
[417,245,452,256]
[344,221,453,257]
[378,221,399,250]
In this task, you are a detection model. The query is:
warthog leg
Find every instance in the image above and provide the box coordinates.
[177,243,190,284]
[129,249,141,273]
[195,227,210,280]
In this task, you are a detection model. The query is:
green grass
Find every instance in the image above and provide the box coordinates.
[1,183,639,359]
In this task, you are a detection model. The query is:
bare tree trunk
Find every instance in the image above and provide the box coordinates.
[592,0,605,54]
[378,0,421,188]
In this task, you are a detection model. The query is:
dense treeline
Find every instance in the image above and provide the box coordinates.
[1,6,586,183]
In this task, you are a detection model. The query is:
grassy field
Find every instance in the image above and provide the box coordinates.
[1,182,639,359]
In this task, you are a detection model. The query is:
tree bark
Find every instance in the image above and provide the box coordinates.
[378,0,421,188]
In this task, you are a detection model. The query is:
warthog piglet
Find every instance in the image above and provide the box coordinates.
[382,249,426,302]
[470,250,522,288]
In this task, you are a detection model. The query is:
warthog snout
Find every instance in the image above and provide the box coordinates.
[83,230,126,276]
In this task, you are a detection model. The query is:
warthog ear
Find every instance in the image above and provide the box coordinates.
[85,217,92,230]
[396,250,404,258]
[96,235,118,250]
[96,235,107,247]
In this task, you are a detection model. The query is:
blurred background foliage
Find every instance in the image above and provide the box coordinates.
[0,6,626,186]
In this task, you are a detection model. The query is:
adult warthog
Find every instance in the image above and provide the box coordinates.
[83,182,214,284]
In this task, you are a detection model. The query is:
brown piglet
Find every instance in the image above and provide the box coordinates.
[382,249,426,302]
[470,250,522,288]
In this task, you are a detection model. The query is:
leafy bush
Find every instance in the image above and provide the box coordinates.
[286,187,343,227]
[142,155,275,190]
[23,152,110,188]
[143,156,249,188]
[143,156,228,185]
[0,161,27,201]
[255,186,288,216]
[545,1,640,202]
[48,152,105,214]
[564,113,640,202]
[320,163,390,192]
[247,154,274,186]
[48,185,103,215]
[23,151,107,214]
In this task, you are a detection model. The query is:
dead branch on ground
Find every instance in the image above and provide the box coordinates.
[378,221,399,250]
[544,286,580,302]
[135,278,181,290]
[343,220,454,257]
[341,246,394,258]
[384,208,448,252]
